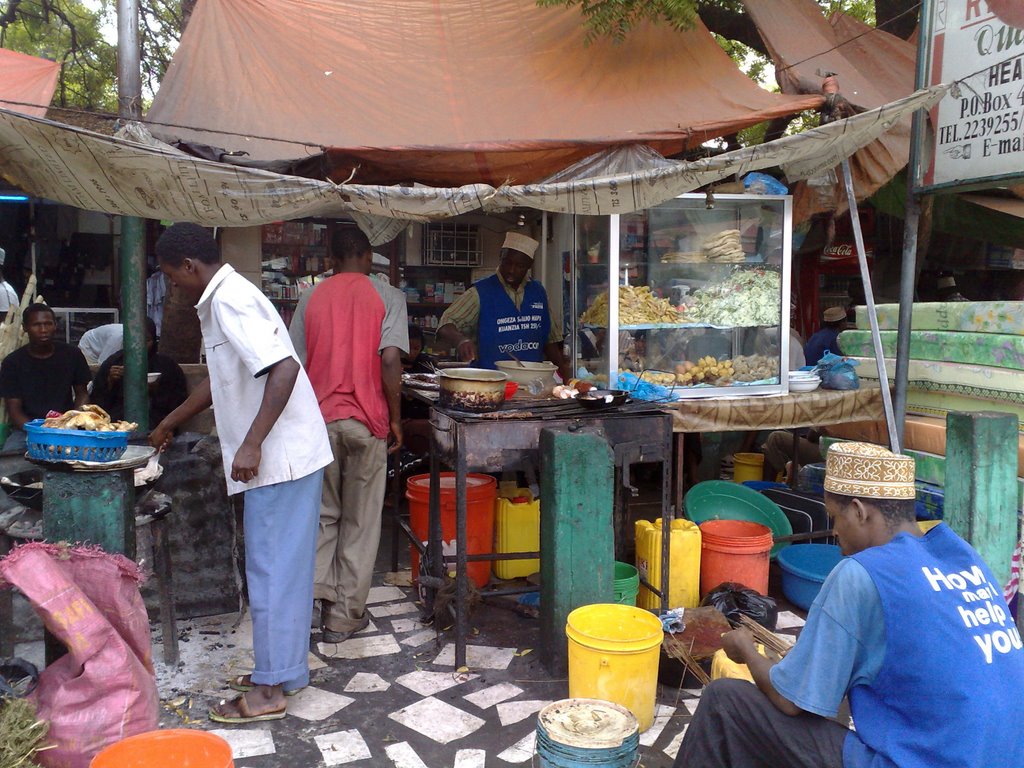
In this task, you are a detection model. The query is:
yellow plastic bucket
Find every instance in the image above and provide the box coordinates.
[566,604,664,731]
[732,452,764,484]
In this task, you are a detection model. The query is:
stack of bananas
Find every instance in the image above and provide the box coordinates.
[701,230,745,263]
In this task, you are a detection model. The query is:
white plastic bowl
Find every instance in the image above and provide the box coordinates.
[147,372,161,384]
[789,377,821,393]
[494,360,558,396]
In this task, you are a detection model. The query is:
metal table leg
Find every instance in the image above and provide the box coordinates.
[661,417,673,613]
[454,440,469,669]
[427,441,443,603]
[673,432,685,518]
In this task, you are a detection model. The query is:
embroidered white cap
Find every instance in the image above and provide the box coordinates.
[502,232,539,259]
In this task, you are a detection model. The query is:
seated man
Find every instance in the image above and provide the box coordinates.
[0,304,91,451]
[760,428,826,482]
[91,318,188,427]
[674,441,1024,768]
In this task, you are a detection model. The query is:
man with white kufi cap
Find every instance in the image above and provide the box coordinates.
[437,229,571,380]
[0,248,19,316]
[674,442,1024,768]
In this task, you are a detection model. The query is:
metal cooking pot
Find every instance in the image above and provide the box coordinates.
[438,368,507,412]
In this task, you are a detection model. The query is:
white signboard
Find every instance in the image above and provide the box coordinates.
[916,1,1024,192]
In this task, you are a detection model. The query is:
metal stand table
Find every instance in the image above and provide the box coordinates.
[420,396,674,668]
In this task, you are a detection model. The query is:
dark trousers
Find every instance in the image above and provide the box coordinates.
[673,679,849,768]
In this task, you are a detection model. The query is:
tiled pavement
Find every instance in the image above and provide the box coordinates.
[146,580,808,767]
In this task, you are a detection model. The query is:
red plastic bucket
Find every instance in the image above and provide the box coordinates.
[406,473,497,588]
[90,729,233,768]
[698,519,773,597]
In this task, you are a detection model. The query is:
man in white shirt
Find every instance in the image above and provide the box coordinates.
[150,223,332,724]
[77,322,124,365]
[0,248,19,316]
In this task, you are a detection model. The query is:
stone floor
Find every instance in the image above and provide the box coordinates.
[68,567,805,768]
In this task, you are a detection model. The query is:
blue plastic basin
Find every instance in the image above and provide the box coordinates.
[776,544,843,611]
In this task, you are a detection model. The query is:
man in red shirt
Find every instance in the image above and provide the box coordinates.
[294,228,408,643]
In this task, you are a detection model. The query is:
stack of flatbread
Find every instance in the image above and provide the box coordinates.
[660,251,705,264]
[42,404,137,432]
[701,230,745,262]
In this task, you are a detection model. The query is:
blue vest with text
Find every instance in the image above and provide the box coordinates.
[474,274,551,370]
[846,524,1024,768]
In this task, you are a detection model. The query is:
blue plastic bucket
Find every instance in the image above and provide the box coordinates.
[776,544,843,610]
[536,699,639,767]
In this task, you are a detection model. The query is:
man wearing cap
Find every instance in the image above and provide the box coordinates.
[0,248,19,316]
[674,441,1024,768]
[936,274,968,302]
[803,306,847,367]
[437,232,572,381]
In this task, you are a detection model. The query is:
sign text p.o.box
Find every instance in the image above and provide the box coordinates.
[915,1,1024,193]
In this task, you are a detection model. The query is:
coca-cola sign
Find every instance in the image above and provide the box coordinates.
[822,243,872,261]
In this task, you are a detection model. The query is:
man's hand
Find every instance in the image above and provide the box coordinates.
[388,418,403,454]
[721,627,758,665]
[231,438,262,483]
[456,338,476,363]
[149,420,174,453]
[108,365,124,385]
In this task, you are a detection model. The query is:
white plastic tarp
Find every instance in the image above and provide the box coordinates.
[0,85,946,244]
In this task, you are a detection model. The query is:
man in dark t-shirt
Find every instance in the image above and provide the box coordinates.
[0,303,91,451]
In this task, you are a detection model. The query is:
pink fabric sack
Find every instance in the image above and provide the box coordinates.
[0,543,159,768]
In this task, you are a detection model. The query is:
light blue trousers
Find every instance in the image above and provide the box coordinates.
[244,467,323,690]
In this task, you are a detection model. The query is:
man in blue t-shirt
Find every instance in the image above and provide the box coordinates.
[803,306,847,367]
[674,441,1024,768]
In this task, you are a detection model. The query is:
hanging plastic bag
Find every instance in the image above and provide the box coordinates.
[743,172,789,196]
[815,351,861,391]
[0,543,158,768]
[700,581,778,630]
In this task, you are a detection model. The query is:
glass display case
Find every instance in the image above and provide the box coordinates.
[571,194,793,399]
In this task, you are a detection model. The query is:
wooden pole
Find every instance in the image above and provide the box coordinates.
[539,428,614,674]
[945,412,1017,586]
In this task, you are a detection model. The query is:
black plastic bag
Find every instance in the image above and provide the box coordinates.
[700,582,778,630]
[0,657,39,699]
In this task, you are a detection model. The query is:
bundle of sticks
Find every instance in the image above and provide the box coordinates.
[735,614,794,657]
[0,276,40,426]
[663,632,712,686]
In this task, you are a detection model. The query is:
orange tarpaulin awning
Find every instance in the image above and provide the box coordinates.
[0,48,59,119]
[743,0,918,216]
[147,0,823,187]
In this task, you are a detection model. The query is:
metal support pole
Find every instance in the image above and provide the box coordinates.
[840,159,900,453]
[117,0,148,429]
[893,0,933,451]
[893,192,920,448]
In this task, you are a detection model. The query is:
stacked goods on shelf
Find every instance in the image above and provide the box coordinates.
[578,268,782,328]
[580,285,682,326]
[843,301,1024,431]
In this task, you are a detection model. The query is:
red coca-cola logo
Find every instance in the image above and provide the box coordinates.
[825,244,854,256]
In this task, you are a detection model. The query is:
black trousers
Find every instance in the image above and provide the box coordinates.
[673,679,849,768]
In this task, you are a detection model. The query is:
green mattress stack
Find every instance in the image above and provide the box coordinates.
[843,301,1024,433]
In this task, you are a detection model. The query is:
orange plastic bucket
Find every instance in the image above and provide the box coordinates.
[90,729,233,768]
[698,520,773,597]
[406,473,497,588]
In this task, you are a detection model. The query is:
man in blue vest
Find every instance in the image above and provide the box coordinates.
[674,441,1024,768]
[437,231,572,381]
